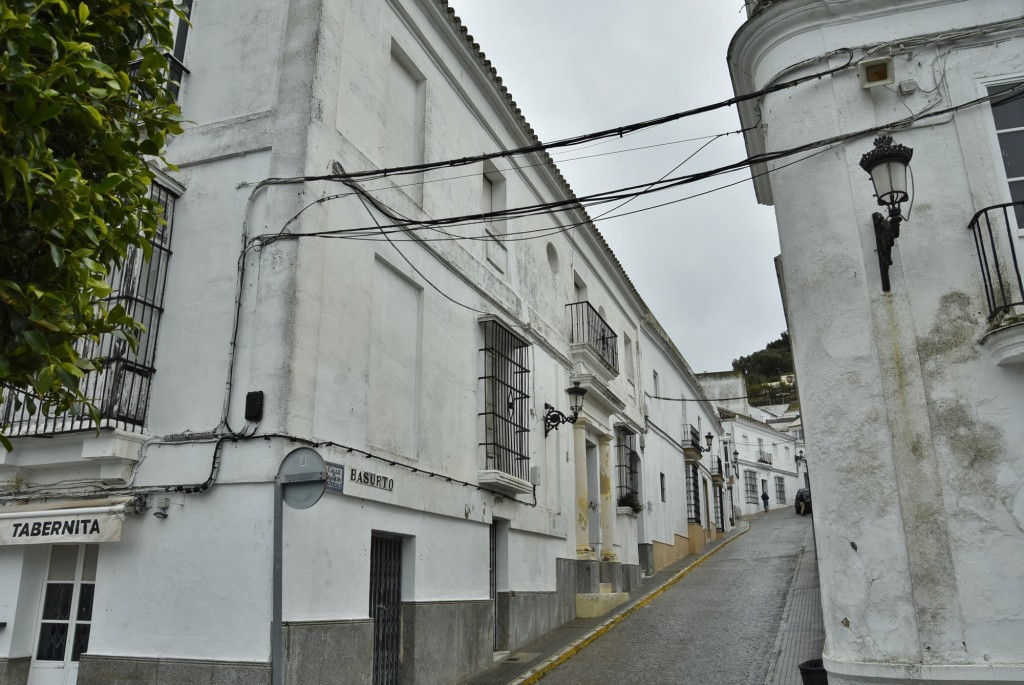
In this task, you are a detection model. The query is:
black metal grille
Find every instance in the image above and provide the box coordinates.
[479,320,531,481]
[685,424,701,451]
[712,458,724,478]
[744,470,758,504]
[370,535,402,685]
[969,201,1024,319]
[1,182,175,437]
[615,428,639,504]
[127,52,190,102]
[756,450,773,465]
[775,476,786,505]
[687,464,701,524]
[566,301,619,372]
[713,486,724,532]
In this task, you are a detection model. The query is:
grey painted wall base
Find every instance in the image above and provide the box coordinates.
[284,619,373,684]
[639,543,654,574]
[401,600,492,685]
[77,654,270,685]
[574,559,600,593]
[0,657,29,685]
[599,560,623,592]
[621,564,642,593]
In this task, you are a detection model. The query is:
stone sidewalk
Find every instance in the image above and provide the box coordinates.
[458,511,825,685]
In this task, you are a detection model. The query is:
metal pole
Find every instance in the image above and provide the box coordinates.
[272,477,283,685]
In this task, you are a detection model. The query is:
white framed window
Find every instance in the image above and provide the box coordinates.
[744,470,758,504]
[988,81,1024,227]
[483,161,508,273]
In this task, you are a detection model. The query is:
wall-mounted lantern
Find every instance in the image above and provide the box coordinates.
[859,135,914,292]
[544,382,587,437]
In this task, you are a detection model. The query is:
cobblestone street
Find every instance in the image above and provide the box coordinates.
[537,511,816,685]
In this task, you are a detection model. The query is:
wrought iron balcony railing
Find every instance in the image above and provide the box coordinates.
[128,52,189,102]
[969,201,1024,320]
[0,182,175,439]
[756,450,773,465]
[567,301,619,372]
[685,424,702,452]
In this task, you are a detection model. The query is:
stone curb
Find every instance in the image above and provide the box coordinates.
[507,523,752,685]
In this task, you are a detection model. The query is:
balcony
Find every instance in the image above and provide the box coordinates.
[756,450,773,465]
[1,359,152,438]
[683,424,703,462]
[567,302,619,376]
[711,459,725,484]
[128,52,189,102]
[971,201,1024,365]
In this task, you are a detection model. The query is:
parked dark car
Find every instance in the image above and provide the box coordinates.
[795,488,812,515]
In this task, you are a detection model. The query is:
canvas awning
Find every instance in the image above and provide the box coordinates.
[0,496,138,545]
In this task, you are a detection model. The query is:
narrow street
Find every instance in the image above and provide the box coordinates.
[539,511,814,685]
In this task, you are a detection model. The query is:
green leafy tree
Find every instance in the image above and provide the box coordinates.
[0,0,183,448]
[732,332,796,406]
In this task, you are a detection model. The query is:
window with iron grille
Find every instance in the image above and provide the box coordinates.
[615,427,640,505]
[687,464,701,524]
[1,181,176,436]
[744,470,758,504]
[713,486,723,532]
[479,319,531,481]
[775,476,786,505]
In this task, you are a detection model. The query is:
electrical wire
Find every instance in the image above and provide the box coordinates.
[258,81,1024,244]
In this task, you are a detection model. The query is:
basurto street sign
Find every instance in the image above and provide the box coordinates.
[349,468,394,492]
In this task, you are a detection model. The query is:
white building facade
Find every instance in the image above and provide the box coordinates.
[730,1,1024,683]
[0,2,725,685]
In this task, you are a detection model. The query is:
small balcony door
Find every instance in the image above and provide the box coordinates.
[28,545,97,685]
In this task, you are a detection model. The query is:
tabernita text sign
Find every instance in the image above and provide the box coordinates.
[0,510,126,545]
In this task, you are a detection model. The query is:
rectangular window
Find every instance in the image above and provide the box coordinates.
[775,476,786,504]
[744,470,758,504]
[368,259,422,458]
[615,427,640,505]
[686,464,700,524]
[623,333,635,383]
[989,81,1024,228]
[652,370,660,396]
[660,472,666,502]
[479,319,531,481]
[387,43,426,204]
[483,162,508,273]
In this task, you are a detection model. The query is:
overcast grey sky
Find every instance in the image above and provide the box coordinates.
[449,2,786,373]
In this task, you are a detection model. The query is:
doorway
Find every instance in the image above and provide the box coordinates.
[370,534,403,685]
[490,519,509,651]
[28,545,97,685]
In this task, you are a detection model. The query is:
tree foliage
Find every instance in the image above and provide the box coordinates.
[732,332,796,406]
[0,0,182,445]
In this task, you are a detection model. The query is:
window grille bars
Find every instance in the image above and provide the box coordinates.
[1,182,176,437]
[744,470,758,504]
[479,320,531,481]
[615,429,639,503]
[775,476,787,505]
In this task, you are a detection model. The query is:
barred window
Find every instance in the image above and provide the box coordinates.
[1,181,176,436]
[615,427,640,505]
[687,464,701,524]
[479,319,531,481]
[744,470,758,504]
[775,476,786,505]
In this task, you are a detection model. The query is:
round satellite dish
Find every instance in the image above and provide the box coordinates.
[277,447,327,510]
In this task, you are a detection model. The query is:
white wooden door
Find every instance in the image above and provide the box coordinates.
[28,545,97,685]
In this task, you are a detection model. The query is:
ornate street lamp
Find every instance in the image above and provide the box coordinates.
[859,135,914,292]
[544,382,587,437]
